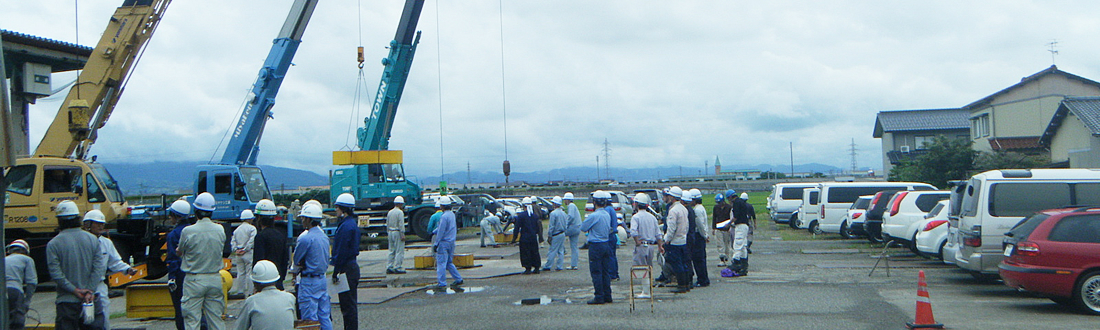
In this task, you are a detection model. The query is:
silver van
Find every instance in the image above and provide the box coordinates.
[956,169,1100,276]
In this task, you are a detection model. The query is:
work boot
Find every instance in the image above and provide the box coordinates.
[741,259,749,276]
[671,285,690,294]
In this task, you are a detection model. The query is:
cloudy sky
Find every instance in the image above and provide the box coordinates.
[6,0,1100,180]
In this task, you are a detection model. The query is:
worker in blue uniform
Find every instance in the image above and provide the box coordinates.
[581,191,614,304]
[331,193,360,330]
[433,196,464,287]
[602,198,620,281]
[165,200,193,330]
[291,204,332,330]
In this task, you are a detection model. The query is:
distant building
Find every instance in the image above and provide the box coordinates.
[873,108,970,175]
[713,157,762,179]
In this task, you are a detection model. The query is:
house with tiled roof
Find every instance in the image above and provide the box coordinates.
[963,65,1100,155]
[1039,97,1100,168]
[873,108,970,175]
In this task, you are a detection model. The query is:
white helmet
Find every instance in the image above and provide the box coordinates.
[250,260,280,283]
[551,196,562,205]
[665,186,682,199]
[240,209,255,221]
[563,192,574,200]
[689,188,702,200]
[593,190,612,200]
[521,197,533,205]
[438,195,453,206]
[193,192,216,212]
[255,199,277,216]
[55,200,80,217]
[335,193,356,207]
[83,210,106,223]
[394,196,405,204]
[299,204,323,219]
[633,192,650,204]
[680,190,693,202]
[433,196,442,208]
[741,192,749,200]
[169,200,191,216]
[304,199,322,208]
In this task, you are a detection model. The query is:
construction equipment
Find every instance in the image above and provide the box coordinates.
[190,0,319,221]
[4,0,172,279]
[330,0,439,239]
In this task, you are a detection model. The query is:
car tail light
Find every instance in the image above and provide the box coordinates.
[923,220,947,231]
[962,229,981,247]
[852,212,863,220]
[1016,241,1040,257]
[820,204,825,219]
[871,194,885,209]
[889,192,908,216]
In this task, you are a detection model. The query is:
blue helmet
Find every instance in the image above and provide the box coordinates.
[715,193,725,202]
[725,189,737,200]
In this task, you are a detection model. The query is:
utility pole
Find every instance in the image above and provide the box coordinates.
[467,162,471,185]
[789,142,795,179]
[595,155,600,182]
[0,37,12,328]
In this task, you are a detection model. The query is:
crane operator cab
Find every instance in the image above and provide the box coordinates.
[192,165,272,222]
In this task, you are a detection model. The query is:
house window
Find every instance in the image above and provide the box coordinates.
[914,136,933,149]
[971,114,990,139]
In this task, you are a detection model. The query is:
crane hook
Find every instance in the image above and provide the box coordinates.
[357,46,365,69]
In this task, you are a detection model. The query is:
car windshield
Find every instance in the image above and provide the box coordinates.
[852,197,871,210]
[238,167,272,202]
[1007,213,1050,241]
[925,202,946,219]
[88,164,124,202]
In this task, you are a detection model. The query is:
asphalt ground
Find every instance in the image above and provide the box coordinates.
[27,220,1100,329]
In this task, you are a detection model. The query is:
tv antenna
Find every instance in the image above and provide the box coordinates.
[1048,40,1059,65]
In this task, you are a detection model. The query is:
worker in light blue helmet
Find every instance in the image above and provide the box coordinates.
[712,191,733,267]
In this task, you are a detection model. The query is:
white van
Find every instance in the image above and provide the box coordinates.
[812,181,936,235]
[767,183,818,224]
[792,187,820,229]
[955,169,1100,276]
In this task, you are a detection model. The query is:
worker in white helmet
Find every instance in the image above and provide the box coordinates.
[230,210,258,298]
[235,260,296,330]
[511,197,544,274]
[541,196,568,271]
[741,192,757,254]
[165,200,193,330]
[432,196,464,288]
[562,192,582,270]
[660,187,692,293]
[331,193,361,330]
[6,239,36,330]
[290,205,331,330]
[629,192,663,298]
[84,209,136,330]
[581,190,615,304]
[687,189,710,287]
[479,210,502,248]
[386,196,407,274]
[46,200,106,328]
[252,199,288,291]
[178,192,228,330]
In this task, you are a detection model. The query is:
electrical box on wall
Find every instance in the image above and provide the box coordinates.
[23,62,51,96]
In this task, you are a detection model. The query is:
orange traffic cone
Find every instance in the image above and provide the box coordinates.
[906,270,944,329]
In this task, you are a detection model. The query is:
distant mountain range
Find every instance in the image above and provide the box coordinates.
[103,161,328,195]
[105,161,869,195]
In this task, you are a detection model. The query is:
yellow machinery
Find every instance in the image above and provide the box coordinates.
[4,0,173,279]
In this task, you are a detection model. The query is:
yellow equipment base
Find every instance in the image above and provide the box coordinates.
[414,253,475,269]
[332,150,403,165]
[125,284,174,318]
[494,233,514,242]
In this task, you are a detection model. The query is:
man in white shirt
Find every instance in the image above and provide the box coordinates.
[230,210,257,297]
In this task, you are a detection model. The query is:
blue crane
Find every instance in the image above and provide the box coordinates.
[330,0,439,238]
[193,0,319,221]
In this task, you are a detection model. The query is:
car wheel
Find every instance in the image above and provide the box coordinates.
[908,233,922,255]
[1073,271,1100,315]
[866,225,883,243]
[839,222,851,239]
[410,208,434,240]
[935,241,947,260]
[808,221,823,235]
[788,214,799,229]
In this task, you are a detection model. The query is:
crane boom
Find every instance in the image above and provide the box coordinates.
[220,0,318,165]
[34,0,172,159]
[358,0,425,151]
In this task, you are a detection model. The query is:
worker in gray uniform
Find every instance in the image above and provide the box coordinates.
[386,196,407,274]
[541,196,568,271]
[230,209,257,298]
[630,192,663,298]
[46,200,106,329]
[84,209,137,330]
[6,239,36,330]
[480,210,503,247]
[563,192,582,270]
[235,260,296,330]
[178,192,228,330]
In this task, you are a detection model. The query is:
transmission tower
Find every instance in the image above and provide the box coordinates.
[602,138,612,181]
[849,138,858,174]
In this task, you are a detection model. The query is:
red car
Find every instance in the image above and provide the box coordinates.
[999,207,1100,315]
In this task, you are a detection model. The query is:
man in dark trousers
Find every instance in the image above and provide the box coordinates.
[165,200,192,330]
[581,191,614,304]
[511,197,544,274]
[252,199,287,290]
[712,192,732,267]
[331,193,361,330]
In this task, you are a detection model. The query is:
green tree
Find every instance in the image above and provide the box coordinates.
[888,136,976,188]
[973,151,1048,172]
